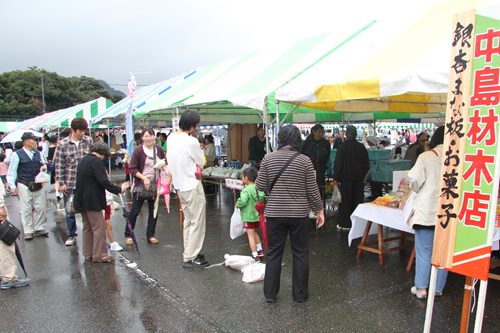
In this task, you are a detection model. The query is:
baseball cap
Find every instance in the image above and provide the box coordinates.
[21,132,41,141]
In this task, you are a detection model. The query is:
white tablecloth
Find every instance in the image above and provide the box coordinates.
[349,202,500,250]
[348,203,414,246]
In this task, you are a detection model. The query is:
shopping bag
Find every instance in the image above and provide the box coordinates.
[332,184,342,204]
[230,208,246,239]
[35,171,50,183]
[241,262,266,283]
[224,254,255,271]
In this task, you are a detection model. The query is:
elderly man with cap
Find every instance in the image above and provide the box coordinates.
[301,124,331,199]
[333,126,370,230]
[7,132,48,240]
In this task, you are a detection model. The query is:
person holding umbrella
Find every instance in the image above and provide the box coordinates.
[125,128,165,245]
[73,141,130,263]
[6,132,48,240]
[0,179,29,289]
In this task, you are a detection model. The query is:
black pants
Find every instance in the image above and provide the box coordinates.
[370,181,383,197]
[338,179,365,228]
[315,170,325,199]
[264,216,309,301]
[124,196,157,239]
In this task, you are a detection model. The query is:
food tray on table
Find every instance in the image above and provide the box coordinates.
[370,159,411,182]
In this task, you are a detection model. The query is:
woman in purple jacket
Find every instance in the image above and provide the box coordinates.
[125,128,165,245]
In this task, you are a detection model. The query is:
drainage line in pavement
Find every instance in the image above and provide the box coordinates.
[116,253,229,333]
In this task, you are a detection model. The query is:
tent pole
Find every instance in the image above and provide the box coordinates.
[264,97,269,154]
[107,119,111,178]
[275,99,280,137]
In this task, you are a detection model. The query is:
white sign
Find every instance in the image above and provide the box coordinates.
[172,117,180,132]
[225,178,244,190]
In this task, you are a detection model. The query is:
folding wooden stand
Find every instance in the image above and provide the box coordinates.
[356,221,414,265]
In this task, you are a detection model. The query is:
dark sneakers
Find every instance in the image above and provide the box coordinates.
[183,254,209,268]
[257,250,264,257]
[1,278,30,290]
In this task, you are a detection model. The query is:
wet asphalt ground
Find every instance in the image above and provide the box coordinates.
[1,169,500,333]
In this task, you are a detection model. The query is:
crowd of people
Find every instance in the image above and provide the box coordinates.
[0,118,447,303]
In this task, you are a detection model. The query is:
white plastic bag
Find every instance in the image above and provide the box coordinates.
[332,184,342,204]
[35,171,50,183]
[230,208,246,239]
[241,262,266,283]
[224,254,255,271]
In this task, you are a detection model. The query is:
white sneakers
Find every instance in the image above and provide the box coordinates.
[65,236,77,246]
[109,242,123,252]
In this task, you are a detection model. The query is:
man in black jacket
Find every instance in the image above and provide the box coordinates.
[301,124,331,198]
[248,124,270,170]
[333,126,370,230]
[332,130,344,149]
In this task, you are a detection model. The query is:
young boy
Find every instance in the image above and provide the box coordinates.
[235,168,265,261]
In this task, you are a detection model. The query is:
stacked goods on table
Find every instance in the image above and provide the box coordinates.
[202,167,242,179]
[370,178,413,209]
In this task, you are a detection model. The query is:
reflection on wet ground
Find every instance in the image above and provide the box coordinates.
[1,172,500,332]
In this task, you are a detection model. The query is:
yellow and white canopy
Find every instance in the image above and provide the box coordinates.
[275,0,491,114]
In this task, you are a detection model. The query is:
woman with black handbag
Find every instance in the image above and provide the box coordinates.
[125,128,165,245]
[256,125,325,303]
[73,141,130,263]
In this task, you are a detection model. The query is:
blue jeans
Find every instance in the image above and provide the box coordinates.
[215,145,222,156]
[415,228,448,293]
[63,189,77,238]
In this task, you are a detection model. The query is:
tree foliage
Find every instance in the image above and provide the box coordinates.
[0,67,124,116]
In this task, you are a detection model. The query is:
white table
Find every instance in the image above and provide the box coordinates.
[349,201,500,267]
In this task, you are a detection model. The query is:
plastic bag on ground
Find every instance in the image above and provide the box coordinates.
[332,184,342,204]
[224,254,255,271]
[241,262,266,283]
[230,208,246,239]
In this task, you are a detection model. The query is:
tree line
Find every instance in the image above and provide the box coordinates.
[0,66,125,117]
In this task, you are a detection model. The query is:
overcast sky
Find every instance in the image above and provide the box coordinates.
[1,0,447,94]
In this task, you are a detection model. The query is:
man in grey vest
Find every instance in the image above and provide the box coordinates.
[7,132,48,240]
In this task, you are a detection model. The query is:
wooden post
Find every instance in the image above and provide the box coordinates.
[460,276,473,333]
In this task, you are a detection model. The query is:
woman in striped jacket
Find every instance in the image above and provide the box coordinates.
[256,125,324,303]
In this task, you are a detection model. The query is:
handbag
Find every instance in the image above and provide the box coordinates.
[134,147,157,201]
[0,220,21,246]
[65,194,82,214]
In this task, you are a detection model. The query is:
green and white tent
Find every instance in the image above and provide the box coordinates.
[34,97,114,130]
[0,121,22,133]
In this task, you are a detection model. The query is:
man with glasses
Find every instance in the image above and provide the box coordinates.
[405,132,429,167]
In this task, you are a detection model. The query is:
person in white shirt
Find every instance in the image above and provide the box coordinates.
[213,134,222,156]
[390,128,399,145]
[166,110,208,268]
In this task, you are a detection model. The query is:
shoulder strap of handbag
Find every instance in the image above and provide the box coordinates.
[255,185,261,203]
[269,152,299,195]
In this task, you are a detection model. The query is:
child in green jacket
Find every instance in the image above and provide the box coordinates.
[235,167,265,261]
